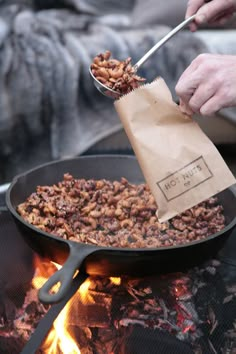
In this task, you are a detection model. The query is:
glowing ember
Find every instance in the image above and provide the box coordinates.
[183,325,195,334]
[110,277,121,286]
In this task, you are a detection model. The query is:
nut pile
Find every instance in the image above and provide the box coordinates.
[91,50,146,95]
[17,174,226,249]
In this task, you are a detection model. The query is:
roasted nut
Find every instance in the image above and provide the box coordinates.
[94,76,107,84]
[120,219,134,228]
[91,50,146,95]
[108,68,123,79]
[96,68,109,80]
[90,210,102,218]
[17,174,226,249]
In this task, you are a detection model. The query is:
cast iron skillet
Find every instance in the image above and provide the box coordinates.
[5,155,236,304]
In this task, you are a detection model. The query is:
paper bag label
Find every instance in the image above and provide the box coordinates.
[157,156,213,201]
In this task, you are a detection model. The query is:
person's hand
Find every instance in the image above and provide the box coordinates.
[175,54,236,116]
[186,0,236,31]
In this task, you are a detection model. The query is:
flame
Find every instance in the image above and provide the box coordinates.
[78,278,94,304]
[32,257,81,353]
[51,261,62,269]
[32,275,49,290]
[32,260,62,292]
[33,258,122,353]
[110,277,121,286]
[43,299,81,354]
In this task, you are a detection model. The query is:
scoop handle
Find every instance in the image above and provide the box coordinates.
[134,15,196,71]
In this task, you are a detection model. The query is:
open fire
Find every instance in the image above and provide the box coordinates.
[36,264,202,353]
[0,255,236,354]
[32,258,80,354]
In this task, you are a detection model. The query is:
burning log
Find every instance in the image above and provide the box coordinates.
[67,289,112,328]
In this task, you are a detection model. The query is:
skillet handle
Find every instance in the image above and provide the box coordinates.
[38,243,98,304]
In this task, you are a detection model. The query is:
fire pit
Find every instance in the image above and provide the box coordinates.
[0,202,236,354]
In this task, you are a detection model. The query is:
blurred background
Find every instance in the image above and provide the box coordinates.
[0,0,235,184]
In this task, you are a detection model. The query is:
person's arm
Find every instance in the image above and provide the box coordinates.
[175,54,236,116]
[186,0,236,31]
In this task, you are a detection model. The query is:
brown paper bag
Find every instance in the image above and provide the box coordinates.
[114,78,236,222]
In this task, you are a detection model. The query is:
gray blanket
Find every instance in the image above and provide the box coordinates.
[0,0,211,182]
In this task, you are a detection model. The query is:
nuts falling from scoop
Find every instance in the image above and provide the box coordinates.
[90,50,146,96]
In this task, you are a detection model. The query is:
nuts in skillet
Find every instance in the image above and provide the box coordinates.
[17,174,226,249]
[90,50,146,95]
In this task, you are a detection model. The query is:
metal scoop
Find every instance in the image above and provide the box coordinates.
[89,15,196,99]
